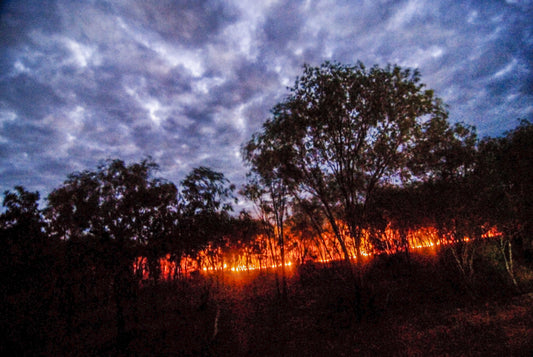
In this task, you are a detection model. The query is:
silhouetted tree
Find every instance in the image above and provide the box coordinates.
[46,158,178,351]
[1,187,45,264]
[411,122,486,294]
[241,173,290,300]
[225,210,263,271]
[0,186,53,355]
[366,187,407,255]
[476,120,533,288]
[245,61,448,315]
[180,166,236,268]
[241,179,280,293]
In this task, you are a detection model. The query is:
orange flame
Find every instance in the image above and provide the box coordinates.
[134,224,501,280]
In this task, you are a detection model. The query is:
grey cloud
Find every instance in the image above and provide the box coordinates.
[208,60,279,107]
[144,68,194,100]
[36,157,76,178]
[0,0,531,202]
[0,138,11,157]
[262,0,304,49]
[0,74,65,120]
[113,0,239,46]
[1,121,61,153]
[0,0,62,47]
[0,165,36,190]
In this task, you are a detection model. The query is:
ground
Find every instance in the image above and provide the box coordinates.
[125,251,533,356]
[4,247,532,356]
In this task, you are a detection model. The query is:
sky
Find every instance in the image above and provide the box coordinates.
[1,0,532,207]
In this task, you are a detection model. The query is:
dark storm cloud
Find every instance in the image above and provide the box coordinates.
[0,0,532,206]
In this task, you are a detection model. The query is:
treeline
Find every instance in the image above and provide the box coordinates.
[1,61,532,354]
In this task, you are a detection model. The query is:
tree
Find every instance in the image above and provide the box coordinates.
[180,166,236,269]
[478,120,532,250]
[181,166,235,216]
[0,186,47,290]
[241,173,290,300]
[288,196,333,264]
[245,62,448,307]
[225,210,263,271]
[1,187,45,260]
[0,187,54,355]
[1,186,41,227]
[476,120,533,289]
[45,158,179,350]
[46,158,179,277]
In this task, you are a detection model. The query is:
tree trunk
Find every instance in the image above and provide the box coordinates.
[279,226,288,302]
[499,237,520,291]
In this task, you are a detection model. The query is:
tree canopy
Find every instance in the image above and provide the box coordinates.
[244,61,452,264]
[46,158,178,247]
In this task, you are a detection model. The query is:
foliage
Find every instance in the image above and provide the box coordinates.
[181,166,236,216]
[240,171,290,299]
[46,158,177,244]
[477,120,532,253]
[0,187,56,355]
[0,186,48,290]
[245,61,451,269]
[179,166,236,263]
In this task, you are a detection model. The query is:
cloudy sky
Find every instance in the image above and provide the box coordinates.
[1,0,532,205]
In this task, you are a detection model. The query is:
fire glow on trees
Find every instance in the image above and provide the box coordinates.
[134,223,500,280]
[118,62,520,283]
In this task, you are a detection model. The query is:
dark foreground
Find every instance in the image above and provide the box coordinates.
[2,246,533,356]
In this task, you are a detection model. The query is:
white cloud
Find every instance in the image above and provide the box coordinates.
[63,38,101,68]
[153,43,205,77]
[493,58,517,78]
[387,0,424,30]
